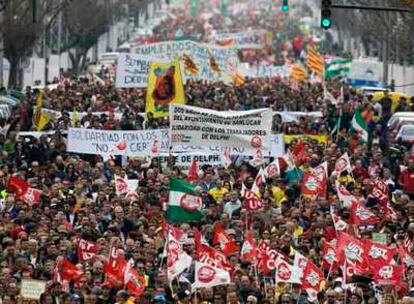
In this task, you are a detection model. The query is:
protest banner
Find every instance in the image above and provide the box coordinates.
[133,40,238,82]
[158,154,223,172]
[284,134,329,144]
[170,105,273,155]
[20,279,46,300]
[115,53,164,88]
[67,128,170,157]
[214,30,266,49]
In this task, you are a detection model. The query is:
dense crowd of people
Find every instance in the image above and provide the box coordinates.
[1,0,414,304]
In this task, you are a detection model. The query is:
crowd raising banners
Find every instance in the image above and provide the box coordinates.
[1,0,414,304]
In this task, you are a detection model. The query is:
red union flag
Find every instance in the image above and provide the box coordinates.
[243,188,262,211]
[336,232,368,271]
[370,178,389,205]
[322,240,339,271]
[373,264,404,285]
[349,200,380,226]
[198,244,232,272]
[77,239,98,262]
[241,231,257,262]
[7,176,42,206]
[301,261,325,301]
[213,223,238,255]
[301,162,327,197]
[193,261,230,289]
[363,240,396,273]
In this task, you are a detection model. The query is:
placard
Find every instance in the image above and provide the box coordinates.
[170,105,273,155]
[20,279,46,300]
[67,128,170,157]
[116,53,162,88]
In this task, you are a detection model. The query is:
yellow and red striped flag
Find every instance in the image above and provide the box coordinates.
[306,46,325,77]
[290,64,308,82]
[208,51,221,74]
[182,53,199,74]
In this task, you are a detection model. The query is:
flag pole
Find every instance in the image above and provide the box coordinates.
[326,262,334,282]
[194,287,198,304]
[159,226,169,271]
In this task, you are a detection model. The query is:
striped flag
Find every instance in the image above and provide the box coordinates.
[290,64,307,81]
[182,53,199,74]
[306,46,325,77]
[208,51,221,74]
[325,58,352,79]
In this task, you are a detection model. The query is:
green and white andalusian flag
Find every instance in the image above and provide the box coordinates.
[325,59,352,79]
[351,108,368,143]
[168,178,204,223]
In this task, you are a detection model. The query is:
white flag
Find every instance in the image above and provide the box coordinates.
[251,167,266,195]
[336,182,356,208]
[192,261,230,289]
[114,175,129,196]
[167,232,192,281]
[331,153,352,179]
[275,258,302,284]
[264,159,280,178]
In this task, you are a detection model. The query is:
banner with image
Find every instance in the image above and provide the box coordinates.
[67,128,170,157]
[170,105,273,155]
[115,53,164,88]
[133,40,238,82]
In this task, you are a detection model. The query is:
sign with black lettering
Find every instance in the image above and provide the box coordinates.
[170,105,273,155]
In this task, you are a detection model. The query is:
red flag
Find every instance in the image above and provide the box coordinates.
[322,240,339,271]
[292,141,306,164]
[349,200,380,226]
[7,176,42,206]
[301,261,325,301]
[370,178,389,205]
[186,157,200,182]
[213,223,238,255]
[8,176,29,196]
[373,264,404,285]
[104,248,127,288]
[301,162,327,197]
[58,259,84,282]
[336,232,368,272]
[243,189,262,211]
[76,239,99,262]
[241,231,257,262]
[198,243,232,272]
[363,239,396,273]
[125,259,146,297]
[255,240,286,275]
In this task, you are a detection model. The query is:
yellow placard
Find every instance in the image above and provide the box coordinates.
[145,58,186,118]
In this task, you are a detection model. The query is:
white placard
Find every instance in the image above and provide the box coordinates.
[20,279,46,300]
[115,53,163,88]
[67,128,170,156]
[170,105,273,155]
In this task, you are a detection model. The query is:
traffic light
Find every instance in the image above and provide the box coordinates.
[321,0,332,29]
[282,0,289,12]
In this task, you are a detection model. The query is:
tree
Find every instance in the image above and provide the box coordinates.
[0,0,68,88]
[63,0,117,74]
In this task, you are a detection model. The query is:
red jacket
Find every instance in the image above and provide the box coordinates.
[399,169,414,194]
